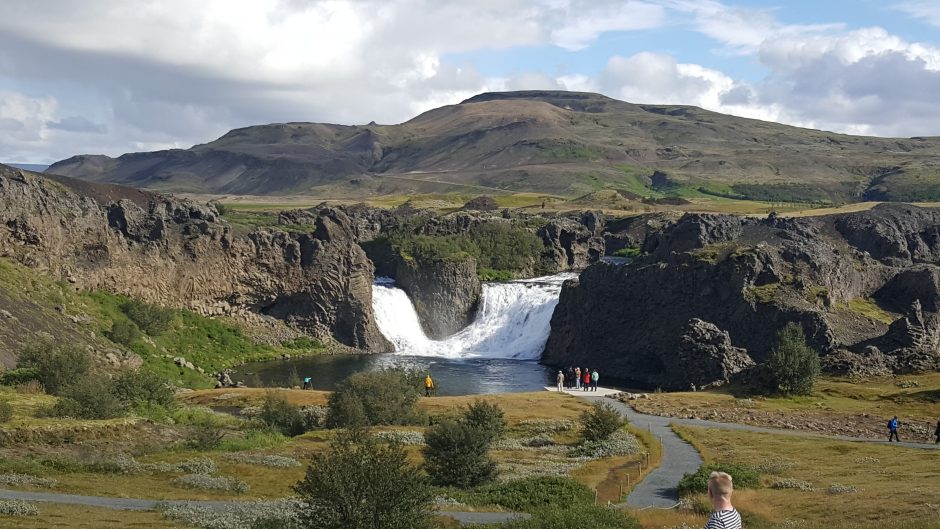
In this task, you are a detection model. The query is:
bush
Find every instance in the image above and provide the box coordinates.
[676,463,761,497]
[106,319,141,346]
[52,374,127,419]
[187,424,226,450]
[120,299,175,336]
[325,369,423,428]
[294,430,433,529]
[17,341,92,394]
[259,392,306,437]
[113,370,176,409]
[0,499,39,517]
[172,474,248,493]
[499,506,641,529]
[0,400,12,423]
[463,400,506,444]
[579,402,624,442]
[463,476,594,511]
[423,419,497,488]
[0,367,40,386]
[765,322,820,396]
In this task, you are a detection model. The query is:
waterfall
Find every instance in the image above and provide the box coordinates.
[372,274,576,359]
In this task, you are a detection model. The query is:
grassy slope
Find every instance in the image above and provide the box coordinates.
[0,258,320,388]
[668,425,940,528]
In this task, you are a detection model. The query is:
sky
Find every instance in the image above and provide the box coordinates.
[2,0,940,163]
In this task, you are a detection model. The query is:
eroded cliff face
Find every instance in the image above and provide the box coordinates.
[395,257,481,339]
[0,166,391,355]
[543,205,940,388]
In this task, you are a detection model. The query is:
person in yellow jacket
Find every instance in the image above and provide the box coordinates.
[425,373,434,397]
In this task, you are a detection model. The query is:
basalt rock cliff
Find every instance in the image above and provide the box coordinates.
[543,204,940,388]
[0,164,391,366]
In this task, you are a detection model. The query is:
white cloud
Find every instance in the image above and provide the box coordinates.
[896,1,940,28]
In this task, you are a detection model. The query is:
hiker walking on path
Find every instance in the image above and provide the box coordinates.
[934,420,939,444]
[583,369,591,392]
[425,373,435,397]
[705,471,742,529]
[888,416,900,442]
[556,370,564,392]
[591,369,599,391]
[575,367,581,389]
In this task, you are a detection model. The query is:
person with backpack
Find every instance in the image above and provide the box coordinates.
[591,369,599,391]
[302,376,312,390]
[583,369,591,392]
[888,416,900,442]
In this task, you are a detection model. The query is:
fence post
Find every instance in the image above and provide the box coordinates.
[594,488,598,505]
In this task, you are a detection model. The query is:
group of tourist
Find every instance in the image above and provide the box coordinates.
[556,366,599,392]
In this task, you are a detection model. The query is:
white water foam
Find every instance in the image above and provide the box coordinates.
[372,273,576,359]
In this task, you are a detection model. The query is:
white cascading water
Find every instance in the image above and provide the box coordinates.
[372,274,576,359]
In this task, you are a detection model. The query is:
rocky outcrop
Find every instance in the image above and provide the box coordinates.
[0,165,391,360]
[396,256,481,339]
[537,212,605,270]
[671,319,755,388]
[543,204,940,387]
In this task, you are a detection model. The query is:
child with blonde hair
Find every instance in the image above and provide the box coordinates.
[705,471,742,529]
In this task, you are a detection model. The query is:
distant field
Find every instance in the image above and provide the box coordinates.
[183,189,940,220]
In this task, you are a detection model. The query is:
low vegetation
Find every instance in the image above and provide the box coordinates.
[423,401,505,487]
[325,368,424,428]
[295,430,434,529]
[676,462,761,496]
[579,402,624,442]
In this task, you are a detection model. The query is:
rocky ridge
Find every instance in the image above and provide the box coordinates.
[0,165,391,367]
[543,204,940,388]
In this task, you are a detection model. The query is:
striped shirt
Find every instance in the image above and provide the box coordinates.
[705,509,742,529]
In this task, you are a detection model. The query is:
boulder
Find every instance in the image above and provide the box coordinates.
[671,319,755,388]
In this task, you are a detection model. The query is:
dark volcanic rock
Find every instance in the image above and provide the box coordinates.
[543,204,940,386]
[0,165,391,362]
[537,216,605,270]
[395,256,481,339]
[672,319,755,388]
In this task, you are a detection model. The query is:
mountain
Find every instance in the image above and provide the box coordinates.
[5,163,49,172]
[47,90,940,202]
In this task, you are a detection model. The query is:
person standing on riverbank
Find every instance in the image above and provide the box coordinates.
[425,373,435,397]
[575,367,581,389]
[556,370,564,392]
[591,369,599,391]
[583,369,591,392]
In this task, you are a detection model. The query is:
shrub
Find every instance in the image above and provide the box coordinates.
[499,506,641,529]
[765,322,820,396]
[579,402,624,442]
[160,499,303,529]
[677,463,761,497]
[0,499,39,517]
[17,341,92,394]
[186,425,226,450]
[223,453,300,468]
[52,374,127,419]
[463,400,506,444]
[106,319,141,346]
[423,419,497,488]
[325,369,423,428]
[0,400,12,423]
[0,367,40,386]
[259,392,306,436]
[120,299,175,336]
[113,370,176,409]
[0,473,58,488]
[294,430,433,529]
[463,476,594,511]
[568,430,641,459]
[171,474,248,493]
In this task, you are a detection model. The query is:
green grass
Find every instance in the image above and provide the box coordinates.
[478,268,515,281]
[846,297,897,325]
[611,247,641,258]
[745,283,781,304]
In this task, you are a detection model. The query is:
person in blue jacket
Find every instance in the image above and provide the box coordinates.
[887,416,900,442]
